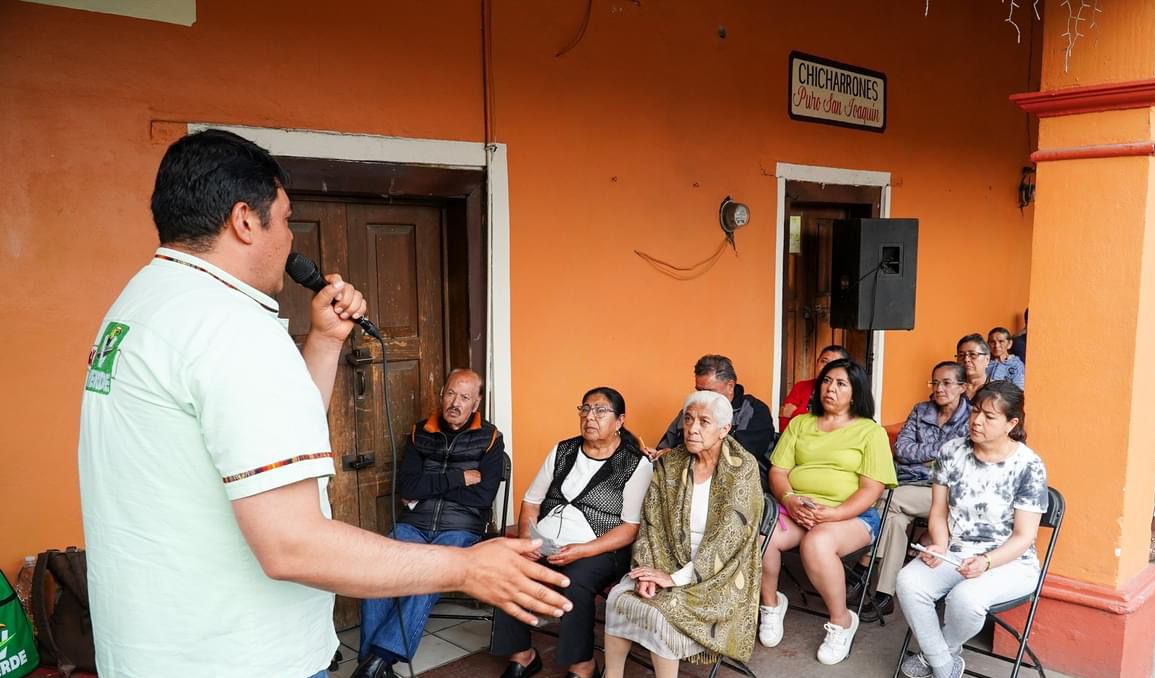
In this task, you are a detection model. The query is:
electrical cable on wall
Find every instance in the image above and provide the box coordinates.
[634,238,730,281]
[634,196,750,281]
[555,0,593,57]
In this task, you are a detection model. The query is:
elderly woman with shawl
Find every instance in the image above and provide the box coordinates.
[603,390,764,678]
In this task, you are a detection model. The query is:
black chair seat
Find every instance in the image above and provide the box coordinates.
[431,451,513,623]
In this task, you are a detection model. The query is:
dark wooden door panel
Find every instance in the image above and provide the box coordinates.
[346,204,445,557]
[782,205,867,398]
[370,223,420,337]
[280,198,446,631]
[282,201,360,628]
[282,205,324,337]
[363,358,424,535]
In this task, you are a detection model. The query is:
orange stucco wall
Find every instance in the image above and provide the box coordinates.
[1040,0,1155,90]
[1024,0,1155,588]
[0,1,1036,579]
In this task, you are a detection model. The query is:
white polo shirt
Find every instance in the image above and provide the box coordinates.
[79,248,337,678]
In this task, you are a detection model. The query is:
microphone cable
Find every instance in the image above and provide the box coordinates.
[370,332,418,678]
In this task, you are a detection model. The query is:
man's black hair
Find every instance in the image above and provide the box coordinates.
[150,129,288,251]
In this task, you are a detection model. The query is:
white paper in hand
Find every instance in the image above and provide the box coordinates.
[910,543,964,567]
[529,522,562,556]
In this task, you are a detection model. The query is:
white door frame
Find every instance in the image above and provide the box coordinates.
[186,122,515,481]
[772,162,892,421]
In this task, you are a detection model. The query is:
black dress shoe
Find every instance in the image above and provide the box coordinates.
[845,575,868,606]
[859,592,895,623]
[351,655,397,678]
[500,649,543,678]
[564,665,603,678]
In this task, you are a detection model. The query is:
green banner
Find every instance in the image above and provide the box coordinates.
[0,573,38,678]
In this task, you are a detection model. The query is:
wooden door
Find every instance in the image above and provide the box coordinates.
[280,199,446,629]
[781,205,868,400]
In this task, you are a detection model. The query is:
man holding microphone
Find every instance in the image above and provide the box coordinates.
[79,129,570,678]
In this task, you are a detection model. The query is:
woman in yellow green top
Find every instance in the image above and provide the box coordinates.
[757,359,897,666]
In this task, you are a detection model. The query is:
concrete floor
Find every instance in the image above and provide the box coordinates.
[730,604,1074,678]
[329,601,495,677]
[333,596,1081,677]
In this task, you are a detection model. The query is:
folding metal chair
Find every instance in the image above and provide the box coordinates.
[891,486,1066,678]
[427,450,513,623]
[784,488,897,626]
[707,491,779,678]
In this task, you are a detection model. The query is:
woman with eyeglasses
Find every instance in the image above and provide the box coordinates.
[758,359,897,665]
[491,386,653,678]
[849,361,972,621]
[955,334,991,400]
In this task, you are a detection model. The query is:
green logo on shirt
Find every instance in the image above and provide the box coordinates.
[85,322,130,395]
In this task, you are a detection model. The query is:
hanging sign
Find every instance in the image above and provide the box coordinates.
[789,52,886,133]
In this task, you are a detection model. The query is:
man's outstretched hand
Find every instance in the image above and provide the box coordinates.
[460,538,573,625]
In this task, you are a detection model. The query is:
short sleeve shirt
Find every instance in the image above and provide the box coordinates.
[931,438,1048,564]
[986,355,1026,389]
[79,249,337,678]
[770,415,897,506]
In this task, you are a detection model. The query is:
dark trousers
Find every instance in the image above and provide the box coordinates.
[490,546,631,666]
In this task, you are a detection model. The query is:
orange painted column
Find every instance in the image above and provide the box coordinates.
[999,2,1155,676]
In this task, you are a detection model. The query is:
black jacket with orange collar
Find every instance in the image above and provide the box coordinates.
[397,412,505,534]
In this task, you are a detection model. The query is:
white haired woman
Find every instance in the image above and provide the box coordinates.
[603,390,764,678]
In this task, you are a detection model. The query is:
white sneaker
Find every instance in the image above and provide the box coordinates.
[757,591,788,647]
[816,611,859,665]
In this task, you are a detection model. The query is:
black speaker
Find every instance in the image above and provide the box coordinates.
[830,218,918,330]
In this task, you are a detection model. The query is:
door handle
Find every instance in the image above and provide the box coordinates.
[346,347,375,366]
[342,452,376,471]
[354,369,368,400]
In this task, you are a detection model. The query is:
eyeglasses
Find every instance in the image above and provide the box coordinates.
[577,405,616,419]
[928,380,964,388]
[955,351,989,361]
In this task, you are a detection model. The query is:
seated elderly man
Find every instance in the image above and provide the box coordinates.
[649,354,775,488]
[604,390,764,678]
[352,369,504,678]
[986,326,1025,389]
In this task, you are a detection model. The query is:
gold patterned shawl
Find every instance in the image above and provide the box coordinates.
[613,436,764,664]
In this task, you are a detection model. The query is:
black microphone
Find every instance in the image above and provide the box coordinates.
[285,252,383,340]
